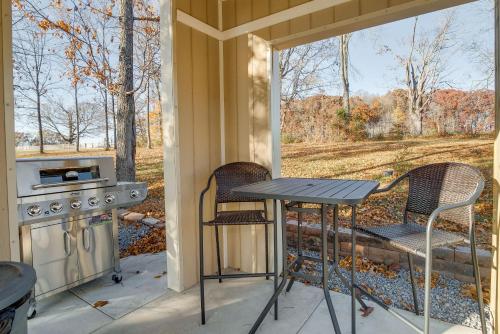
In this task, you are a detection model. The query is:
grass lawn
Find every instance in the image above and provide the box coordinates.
[17,135,494,250]
[282,136,493,249]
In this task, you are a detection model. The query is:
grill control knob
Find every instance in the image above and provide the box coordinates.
[70,200,82,209]
[88,197,100,207]
[130,189,140,199]
[104,194,115,204]
[27,205,42,217]
[50,202,63,213]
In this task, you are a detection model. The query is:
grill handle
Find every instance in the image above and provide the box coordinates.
[63,232,72,256]
[82,227,91,251]
[32,178,110,190]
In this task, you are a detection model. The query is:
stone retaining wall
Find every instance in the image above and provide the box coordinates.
[286,220,491,283]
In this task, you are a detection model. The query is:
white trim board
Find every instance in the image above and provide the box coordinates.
[176,0,350,41]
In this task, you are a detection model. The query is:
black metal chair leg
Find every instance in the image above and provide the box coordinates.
[407,252,420,315]
[265,224,270,280]
[471,236,487,334]
[200,222,206,325]
[215,225,223,283]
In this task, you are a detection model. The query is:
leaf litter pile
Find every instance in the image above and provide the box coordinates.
[121,227,166,258]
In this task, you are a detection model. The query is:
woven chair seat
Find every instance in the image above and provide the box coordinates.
[357,223,466,256]
[205,210,272,226]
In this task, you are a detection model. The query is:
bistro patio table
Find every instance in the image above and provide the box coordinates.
[232,177,380,334]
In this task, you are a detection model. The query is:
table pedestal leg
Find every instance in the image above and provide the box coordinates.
[248,200,288,334]
[322,204,341,333]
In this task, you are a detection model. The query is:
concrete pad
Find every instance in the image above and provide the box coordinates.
[298,290,480,334]
[71,252,168,319]
[94,277,275,334]
[28,291,112,334]
[29,261,481,334]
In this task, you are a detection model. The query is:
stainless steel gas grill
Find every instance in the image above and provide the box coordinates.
[16,157,147,314]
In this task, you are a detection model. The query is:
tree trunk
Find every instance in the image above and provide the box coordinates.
[155,80,163,145]
[340,34,350,119]
[104,88,110,150]
[112,94,117,149]
[116,0,136,181]
[36,93,44,154]
[146,78,152,149]
[75,83,80,152]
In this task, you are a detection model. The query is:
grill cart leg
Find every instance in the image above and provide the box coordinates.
[112,208,122,283]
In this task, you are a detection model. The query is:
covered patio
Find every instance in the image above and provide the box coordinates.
[1,0,499,333]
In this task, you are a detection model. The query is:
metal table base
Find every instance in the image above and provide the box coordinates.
[249,202,374,334]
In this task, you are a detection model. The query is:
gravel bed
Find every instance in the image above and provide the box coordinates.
[118,221,151,252]
[288,248,492,332]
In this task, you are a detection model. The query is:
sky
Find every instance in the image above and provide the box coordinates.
[335,0,494,97]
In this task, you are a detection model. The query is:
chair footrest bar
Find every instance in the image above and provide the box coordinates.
[203,272,275,280]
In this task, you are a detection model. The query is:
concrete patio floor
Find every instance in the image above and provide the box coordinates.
[29,252,479,334]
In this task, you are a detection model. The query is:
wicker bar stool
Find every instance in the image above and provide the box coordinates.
[356,162,487,334]
[199,162,276,325]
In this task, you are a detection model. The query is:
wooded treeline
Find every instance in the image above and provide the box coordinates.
[281,89,494,143]
[12,0,161,181]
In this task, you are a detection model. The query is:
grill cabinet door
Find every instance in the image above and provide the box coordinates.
[30,221,79,296]
[77,214,114,279]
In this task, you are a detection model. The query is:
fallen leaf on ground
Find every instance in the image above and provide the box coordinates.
[461,283,490,304]
[93,300,109,308]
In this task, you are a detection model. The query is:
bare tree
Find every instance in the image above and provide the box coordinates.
[280,39,338,129]
[339,34,351,117]
[116,0,136,180]
[42,99,102,144]
[13,24,55,153]
[384,15,454,135]
[134,12,159,150]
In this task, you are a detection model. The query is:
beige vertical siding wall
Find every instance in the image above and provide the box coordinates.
[0,1,19,262]
[221,0,273,274]
[169,0,221,289]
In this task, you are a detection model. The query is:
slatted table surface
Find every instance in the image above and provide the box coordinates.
[232,177,380,205]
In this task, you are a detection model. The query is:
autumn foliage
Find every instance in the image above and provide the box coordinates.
[281,89,494,143]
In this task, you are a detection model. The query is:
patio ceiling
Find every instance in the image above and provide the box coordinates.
[176,0,476,49]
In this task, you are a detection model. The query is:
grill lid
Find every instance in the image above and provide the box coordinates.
[16,157,117,198]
